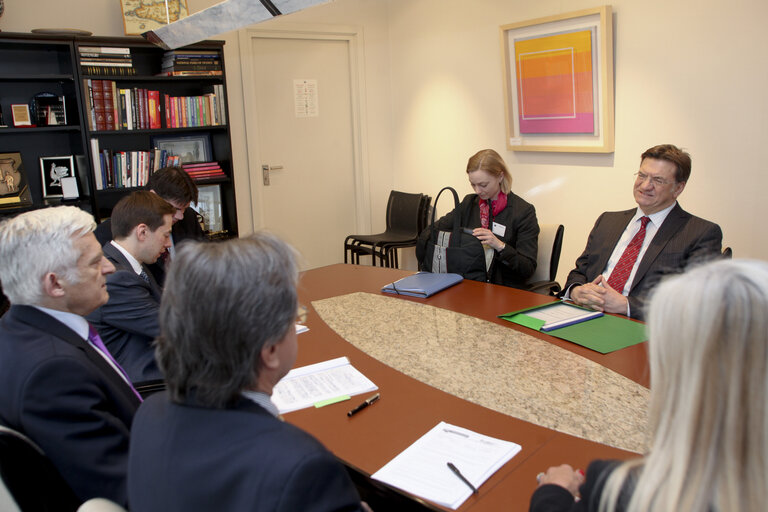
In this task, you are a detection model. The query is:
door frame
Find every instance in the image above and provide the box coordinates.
[237,24,372,234]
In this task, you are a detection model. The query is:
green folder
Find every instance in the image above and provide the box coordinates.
[499,303,647,354]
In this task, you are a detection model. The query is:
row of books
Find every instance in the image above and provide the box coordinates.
[165,87,226,128]
[159,49,222,77]
[82,79,226,131]
[182,162,227,180]
[78,45,136,76]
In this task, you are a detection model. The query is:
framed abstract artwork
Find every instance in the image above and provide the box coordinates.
[500,6,614,153]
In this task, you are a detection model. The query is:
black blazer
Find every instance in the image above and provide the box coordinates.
[530,460,626,511]
[129,392,364,511]
[86,242,163,382]
[421,191,539,288]
[564,203,722,320]
[0,305,140,506]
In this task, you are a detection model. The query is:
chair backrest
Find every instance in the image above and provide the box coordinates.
[0,425,80,512]
[527,224,565,283]
[386,190,426,236]
[723,246,732,259]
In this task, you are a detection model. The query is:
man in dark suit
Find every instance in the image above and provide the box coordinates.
[0,206,142,506]
[128,233,370,512]
[563,144,722,320]
[94,166,204,285]
[87,191,174,382]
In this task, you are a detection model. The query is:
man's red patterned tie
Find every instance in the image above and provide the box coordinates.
[607,216,650,293]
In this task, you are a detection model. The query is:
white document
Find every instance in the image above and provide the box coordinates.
[371,421,522,510]
[271,356,377,413]
[295,324,309,334]
[523,302,602,331]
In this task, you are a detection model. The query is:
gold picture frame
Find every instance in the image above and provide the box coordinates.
[500,6,614,153]
[119,0,190,36]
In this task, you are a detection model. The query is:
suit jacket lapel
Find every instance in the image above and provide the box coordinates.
[595,209,635,277]
[104,242,162,299]
[630,203,689,292]
[13,306,141,408]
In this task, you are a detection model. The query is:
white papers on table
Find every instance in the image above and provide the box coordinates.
[295,323,309,334]
[523,302,602,331]
[371,421,521,510]
[271,356,377,414]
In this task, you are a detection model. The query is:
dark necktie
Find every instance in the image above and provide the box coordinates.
[87,325,143,402]
[139,267,150,284]
[607,216,650,293]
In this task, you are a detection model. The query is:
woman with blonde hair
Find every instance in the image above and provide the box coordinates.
[417,149,539,288]
[530,258,768,511]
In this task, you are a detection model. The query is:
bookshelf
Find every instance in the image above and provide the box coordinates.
[0,32,238,239]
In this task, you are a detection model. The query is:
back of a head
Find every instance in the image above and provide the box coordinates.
[614,259,768,511]
[146,166,198,205]
[156,233,298,407]
[466,149,512,194]
[0,206,94,305]
[110,190,175,240]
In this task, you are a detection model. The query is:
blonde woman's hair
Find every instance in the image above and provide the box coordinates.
[599,259,768,512]
[466,149,512,194]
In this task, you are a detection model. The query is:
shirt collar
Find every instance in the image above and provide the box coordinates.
[635,201,677,227]
[241,390,280,417]
[31,305,89,340]
[110,240,143,275]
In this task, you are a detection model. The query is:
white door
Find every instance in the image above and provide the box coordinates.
[240,30,368,270]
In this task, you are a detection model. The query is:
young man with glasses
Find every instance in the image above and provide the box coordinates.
[561,144,722,320]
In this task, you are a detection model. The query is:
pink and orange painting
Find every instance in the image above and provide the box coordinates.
[515,29,595,134]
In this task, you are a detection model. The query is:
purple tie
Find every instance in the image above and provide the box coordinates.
[88,325,143,402]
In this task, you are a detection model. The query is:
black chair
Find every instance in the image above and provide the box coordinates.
[344,191,429,268]
[723,246,732,259]
[524,224,564,295]
[0,425,81,512]
[376,194,431,268]
[134,379,166,399]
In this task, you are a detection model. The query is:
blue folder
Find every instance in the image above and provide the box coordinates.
[382,272,463,298]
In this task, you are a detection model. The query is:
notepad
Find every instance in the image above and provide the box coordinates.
[382,272,463,298]
[271,357,377,414]
[372,421,521,510]
[518,302,603,331]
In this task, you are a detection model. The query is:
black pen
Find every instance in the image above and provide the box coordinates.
[347,393,380,417]
[447,462,478,494]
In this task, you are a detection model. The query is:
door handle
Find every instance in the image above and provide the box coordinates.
[261,164,284,186]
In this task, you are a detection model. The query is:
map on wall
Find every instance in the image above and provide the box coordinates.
[120,0,190,36]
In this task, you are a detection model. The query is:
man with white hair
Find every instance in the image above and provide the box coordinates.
[0,206,141,507]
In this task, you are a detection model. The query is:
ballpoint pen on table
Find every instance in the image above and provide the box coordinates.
[447,462,478,494]
[347,393,380,417]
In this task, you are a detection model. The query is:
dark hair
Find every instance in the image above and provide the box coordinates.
[641,144,691,183]
[156,233,298,408]
[110,190,175,240]
[146,166,198,205]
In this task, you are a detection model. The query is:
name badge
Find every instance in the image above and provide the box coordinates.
[492,222,506,237]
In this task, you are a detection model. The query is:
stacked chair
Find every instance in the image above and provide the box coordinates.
[344,191,431,268]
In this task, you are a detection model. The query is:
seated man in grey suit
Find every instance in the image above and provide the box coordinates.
[563,144,722,320]
[0,206,142,506]
[87,191,174,382]
[128,233,370,512]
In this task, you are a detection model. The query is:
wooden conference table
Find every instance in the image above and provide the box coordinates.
[289,264,649,511]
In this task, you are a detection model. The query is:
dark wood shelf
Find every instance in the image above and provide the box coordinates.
[88,125,227,136]
[0,74,75,82]
[0,125,81,134]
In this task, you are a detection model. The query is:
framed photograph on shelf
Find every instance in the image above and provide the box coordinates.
[0,152,33,207]
[120,0,190,36]
[500,6,614,153]
[40,155,75,198]
[11,104,32,127]
[195,184,224,233]
[151,134,212,164]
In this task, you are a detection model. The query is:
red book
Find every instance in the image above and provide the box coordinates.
[163,93,171,129]
[147,90,161,129]
[91,80,107,131]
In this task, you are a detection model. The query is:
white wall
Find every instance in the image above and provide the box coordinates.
[4,0,767,284]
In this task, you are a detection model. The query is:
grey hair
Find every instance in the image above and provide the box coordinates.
[156,232,298,408]
[0,206,95,305]
[599,259,768,512]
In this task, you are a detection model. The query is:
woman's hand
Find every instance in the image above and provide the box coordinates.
[536,464,584,497]
[472,228,504,251]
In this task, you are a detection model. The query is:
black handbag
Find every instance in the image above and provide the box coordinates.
[416,186,487,282]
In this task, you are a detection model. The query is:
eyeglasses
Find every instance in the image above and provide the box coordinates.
[634,171,673,187]
[296,304,308,325]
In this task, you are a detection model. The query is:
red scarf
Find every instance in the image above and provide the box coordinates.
[479,191,507,229]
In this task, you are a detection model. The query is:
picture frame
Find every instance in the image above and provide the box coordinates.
[0,152,33,207]
[195,184,224,233]
[151,134,212,164]
[40,155,75,198]
[11,104,32,127]
[120,0,190,36]
[500,6,614,153]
